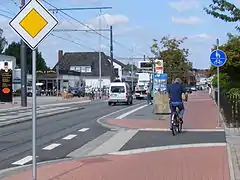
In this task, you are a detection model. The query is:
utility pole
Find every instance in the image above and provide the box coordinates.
[20,0,27,107]
[110,26,114,82]
[98,9,102,99]
[131,46,134,91]
[56,64,59,99]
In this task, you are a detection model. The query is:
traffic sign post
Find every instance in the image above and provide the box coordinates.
[9,0,58,179]
[210,39,227,128]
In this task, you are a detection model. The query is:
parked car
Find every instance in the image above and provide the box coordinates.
[190,86,197,91]
[69,88,84,97]
[27,86,41,96]
[185,87,192,94]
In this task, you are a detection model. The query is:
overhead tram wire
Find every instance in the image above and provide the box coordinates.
[0,8,14,16]
[55,12,101,46]
[54,14,102,52]
[0,13,12,19]
[41,0,146,56]
[47,2,111,49]
[50,34,98,52]
[10,0,19,7]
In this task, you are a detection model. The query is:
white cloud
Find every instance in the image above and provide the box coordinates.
[195,33,211,39]
[113,26,141,36]
[68,0,102,3]
[172,16,202,24]
[88,13,129,28]
[188,33,212,40]
[168,0,199,12]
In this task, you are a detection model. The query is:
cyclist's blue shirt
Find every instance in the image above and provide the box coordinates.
[168,83,186,103]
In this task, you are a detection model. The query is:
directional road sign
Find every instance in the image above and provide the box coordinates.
[210,50,227,67]
[9,0,58,50]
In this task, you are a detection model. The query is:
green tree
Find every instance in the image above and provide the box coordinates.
[210,33,240,87]
[150,35,191,83]
[4,41,47,72]
[204,0,240,31]
[123,63,138,72]
[0,29,7,54]
[212,73,231,90]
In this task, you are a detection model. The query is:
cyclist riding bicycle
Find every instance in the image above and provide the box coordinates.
[167,78,188,130]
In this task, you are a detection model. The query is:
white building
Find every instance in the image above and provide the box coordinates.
[54,50,126,91]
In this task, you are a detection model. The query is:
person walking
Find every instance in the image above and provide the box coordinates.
[147,85,153,105]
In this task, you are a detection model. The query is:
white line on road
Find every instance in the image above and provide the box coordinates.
[115,104,148,119]
[78,128,89,132]
[42,143,61,150]
[88,129,139,156]
[109,143,227,155]
[62,134,77,140]
[12,156,32,166]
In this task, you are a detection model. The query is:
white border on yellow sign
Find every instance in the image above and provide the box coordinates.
[9,0,58,50]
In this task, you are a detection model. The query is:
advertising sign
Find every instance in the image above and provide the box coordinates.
[0,60,13,102]
[153,73,168,92]
[155,60,163,74]
[159,73,168,91]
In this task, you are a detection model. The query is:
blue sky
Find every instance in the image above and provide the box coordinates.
[0,0,239,69]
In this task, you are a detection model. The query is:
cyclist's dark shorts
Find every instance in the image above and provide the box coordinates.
[169,101,184,113]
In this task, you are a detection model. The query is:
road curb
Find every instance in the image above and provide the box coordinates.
[96,102,147,130]
[0,152,109,179]
[109,143,227,155]
[0,100,91,113]
[0,107,84,127]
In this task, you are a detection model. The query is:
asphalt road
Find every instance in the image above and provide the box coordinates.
[120,130,226,151]
[0,99,143,170]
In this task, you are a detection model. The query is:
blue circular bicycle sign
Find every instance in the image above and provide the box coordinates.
[210,50,227,67]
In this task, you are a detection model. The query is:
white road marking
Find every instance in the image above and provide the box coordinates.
[109,143,227,155]
[42,143,61,150]
[12,156,33,166]
[88,129,139,156]
[62,134,77,140]
[115,104,148,119]
[78,128,89,132]
[96,102,146,129]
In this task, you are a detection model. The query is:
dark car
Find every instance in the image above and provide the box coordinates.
[185,87,192,94]
[69,88,84,97]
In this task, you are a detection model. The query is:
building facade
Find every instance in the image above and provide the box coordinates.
[53,50,127,91]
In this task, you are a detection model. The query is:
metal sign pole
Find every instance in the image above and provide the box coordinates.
[216,38,220,127]
[32,49,37,180]
[9,1,59,179]
[217,66,220,127]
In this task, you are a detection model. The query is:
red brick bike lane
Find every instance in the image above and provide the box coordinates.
[3,145,230,180]
[107,91,222,130]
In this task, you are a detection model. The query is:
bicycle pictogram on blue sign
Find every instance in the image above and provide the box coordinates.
[210,50,227,67]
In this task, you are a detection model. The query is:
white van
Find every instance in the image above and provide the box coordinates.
[108,82,133,106]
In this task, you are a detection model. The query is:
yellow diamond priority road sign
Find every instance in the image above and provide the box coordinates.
[9,0,58,50]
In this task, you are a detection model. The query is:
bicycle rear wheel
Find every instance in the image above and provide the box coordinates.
[178,120,182,133]
[171,114,177,136]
